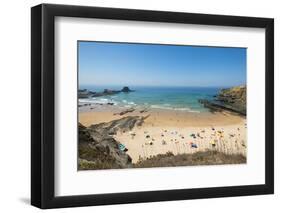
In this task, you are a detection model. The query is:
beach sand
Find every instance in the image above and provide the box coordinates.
[79,105,247,163]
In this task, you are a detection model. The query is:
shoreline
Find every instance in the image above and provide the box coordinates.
[79,104,245,127]
[79,104,247,164]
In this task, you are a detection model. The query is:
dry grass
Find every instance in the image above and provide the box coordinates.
[133,150,246,168]
[79,146,246,170]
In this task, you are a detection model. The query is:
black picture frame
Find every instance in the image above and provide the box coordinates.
[31,3,274,209]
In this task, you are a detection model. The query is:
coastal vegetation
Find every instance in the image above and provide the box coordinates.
[134,151,246,168]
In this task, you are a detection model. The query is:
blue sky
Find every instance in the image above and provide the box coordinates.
[78,41,246,87]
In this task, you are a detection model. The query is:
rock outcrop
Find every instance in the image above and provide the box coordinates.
[93,89,120,97]
[121,86,134,92]
[78,87,134,99]
[199,85,246,115]
[78,116,148,170]
[78,89,96,98]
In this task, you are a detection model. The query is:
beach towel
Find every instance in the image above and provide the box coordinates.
[118,144,126,151]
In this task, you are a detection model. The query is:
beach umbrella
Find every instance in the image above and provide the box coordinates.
[210,140,216,147]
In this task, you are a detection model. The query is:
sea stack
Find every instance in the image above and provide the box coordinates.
[121,86,133,92]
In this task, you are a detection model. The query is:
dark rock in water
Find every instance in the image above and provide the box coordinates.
[199,85,246,115]
[79,86,135,99]
[121,86,133,92]
[78,116,149,170]
[93,89,120,97]
[78,89,96,98]
[92,87,134,97]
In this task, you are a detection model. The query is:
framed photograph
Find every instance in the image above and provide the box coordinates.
[31,4,274,209]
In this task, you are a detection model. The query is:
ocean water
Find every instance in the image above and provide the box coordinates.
[79,86,221,113]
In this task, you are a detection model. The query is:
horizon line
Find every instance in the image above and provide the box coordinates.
[79,84,246,88]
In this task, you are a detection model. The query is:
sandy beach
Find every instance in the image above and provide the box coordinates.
[79,104,247,163]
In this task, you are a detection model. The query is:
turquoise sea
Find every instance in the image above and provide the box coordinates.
[79,86,222,113]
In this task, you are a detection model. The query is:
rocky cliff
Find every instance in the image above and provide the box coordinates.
[78,116,147,170]
[199,85,246,115]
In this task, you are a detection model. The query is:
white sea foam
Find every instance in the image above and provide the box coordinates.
[79,98,117,105]
[121,100,136,105]
[150,105,200,113]
[163,103,171,106]
[128,102,136,105]
[79,98,200,113]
